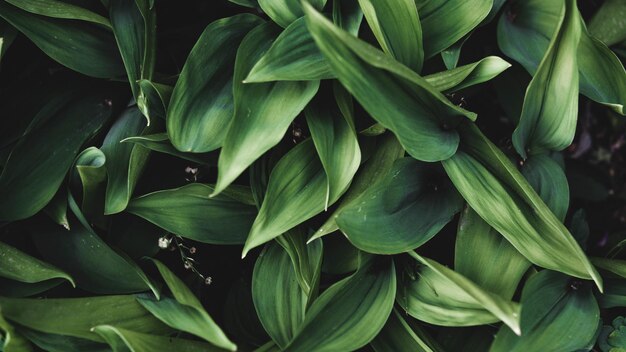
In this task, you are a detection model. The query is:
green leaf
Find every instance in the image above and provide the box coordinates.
[126,183,257,244]
[17,329,109,352]
[303,3,475,162]
[306,83,361,209]
[5,0,111,27]
[588,0,626,47]
[0,295,170,342]
[337,158,462,254]
[358,0,423,72]
[167,14,262,152]
[598,316,626,352]
[591,257,626,279]
[137,259,236,351]
[370,308,441,352]
[31,219,153,294]
[418,0,493,58]
[252,242,307,348]
[442,124,602,289]
[43,187,70,229]
[491,271,600,352]
[0,307,33,352]
[214,22,319,194]
[93,325,223,352]
[0,93,113,221]
[423,56,511,93]
[259,0,326,28]
[109,0,156,114]
[520,153,569,221]
[101,107,149,215]
[0,241,74,287]
[137,80,172,123]
[498,0,626,115]
[313,133,405,240]
[275,228,323,297]
[512,0,581,158]
[0,2,124,78]
[399,252,521,334]
[284,255,396,351]
[454,206,530,299]
[332,0,363,35]
[243,140,338,257]
[71,147,107,222]
[122,133,210,164]
[245,17,333,83]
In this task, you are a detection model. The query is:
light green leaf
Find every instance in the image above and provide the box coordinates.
[109,0,156,115]
[137,80,172,122]
[337,158,462,254]
[0,295,171,342]
[0,307,33,352]
[214,22,319,194]
[498,0,626,115]
[284,255,396,351]
[243,140,334,257]
[304,3,475,162]
[0,241,74,287]
[245,17,333,83]
[442,124,602,289]
[512,0,581,158]
[370,308,441,352]
[359,0,423,72]
[454,206,530,299]
[31,220,152,294]
[424,56,511,93]
[252,242,307,348]
[127,183,257,244]
[591,257,626,279]
[122,133,210,164]
[491,271,600,352]
[101,106,149,215]
[588,0,626,47]
[0,93,112,221]
[520,153,569,221]
[167,14,262,152]
[0,2,124,78]
[400,252,521,334]
[137,259,236,351]
[230,0,258,8]
[306,83,361,209]
[276,228,323,297]
[93,325,223,352]
[6,0,111,27]
[419,0,492,58]
[259,0,326,28]
[313,133,405,240]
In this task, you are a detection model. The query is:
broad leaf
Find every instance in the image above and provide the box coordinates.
[423,56,511,93]
[418,0,492,58]
[511,0,581,158]
[370,309,441,352]
[101,106,148,215]
[399,252,521,334]
[6,0,111,27]
[0,2,124,78]
[442,124,602,289]
[306,83,361,209]
[454,206,530,299]
[332,0,363,35]
[491,271,600,352]
[126,183,257,245]
[137,259,236,351]
[304,3,475,162]
[245,17,333,82]
[358,0,423,72]
[0,93,112,221]
[276,228,323,297]
[284,255,396,351]
[0,295,170,342]
[167,14,262,152]
[93,325,222,352]
[588,0,626,47]
[214,22,319,194]
[337,158,462,254]
[0,241,74,287]
[313,133,404,240]
[520,153,569,221]
[258,0,326,28]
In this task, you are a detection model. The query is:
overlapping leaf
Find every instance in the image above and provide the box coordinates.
[0,241,74,288]
[258,0,326,28]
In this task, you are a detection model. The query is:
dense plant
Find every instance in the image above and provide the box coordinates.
[1,0,626,351]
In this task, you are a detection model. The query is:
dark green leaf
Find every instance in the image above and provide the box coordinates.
[0,241,74,287]
[137,80,172,122]
[5,0,111,27]
[122,133,210,164]
[370,309,441,352]
[93,325,223,352]
[258,0,326,28]
[520,153,569,221]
